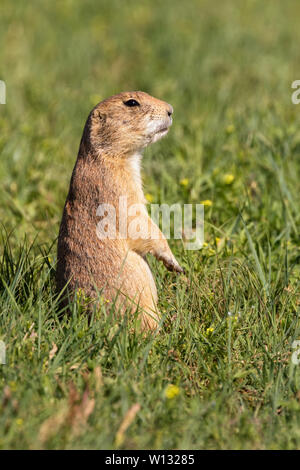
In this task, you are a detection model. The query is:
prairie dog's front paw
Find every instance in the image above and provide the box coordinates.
[161,255,184,274]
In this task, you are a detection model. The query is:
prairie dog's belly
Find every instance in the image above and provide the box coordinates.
[100,246,157,303]
[60,232,157,303]
[124,250,158,302]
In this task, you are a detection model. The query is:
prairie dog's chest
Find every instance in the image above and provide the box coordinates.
[126,152,145,203]
[128,152,142,188]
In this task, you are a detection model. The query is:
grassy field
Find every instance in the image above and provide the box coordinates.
[0,0,300,450]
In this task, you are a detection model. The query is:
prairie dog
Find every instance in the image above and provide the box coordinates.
[56,91,183,330]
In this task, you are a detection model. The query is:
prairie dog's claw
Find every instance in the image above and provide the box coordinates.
[173,262,184,274]
[163,257,184,274]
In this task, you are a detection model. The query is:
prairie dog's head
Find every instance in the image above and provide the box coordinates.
[83,91,173,156]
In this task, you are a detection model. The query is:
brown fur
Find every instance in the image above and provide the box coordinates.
[56,91,183,330]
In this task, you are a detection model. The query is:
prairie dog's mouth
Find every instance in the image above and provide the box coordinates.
[155,126,169,135]
[146,118,172,143]
[154,119,172,135]
[150,126,170,144]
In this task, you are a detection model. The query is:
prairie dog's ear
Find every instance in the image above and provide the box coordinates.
[92,108,107,122]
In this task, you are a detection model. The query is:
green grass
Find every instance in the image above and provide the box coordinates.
[1,0,300,450]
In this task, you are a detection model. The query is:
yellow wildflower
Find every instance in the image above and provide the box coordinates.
[200,200,213,207]
[145,193,154,203]
[226,124,235,134]
[165,384,180,399]
[180,178,189,187]
[206,327,214,335]
[227,312,240,324]
[223,174,235,185]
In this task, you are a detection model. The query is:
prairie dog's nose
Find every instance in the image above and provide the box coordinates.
[166,104,173,117]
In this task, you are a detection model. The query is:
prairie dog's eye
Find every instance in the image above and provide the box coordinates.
[124,99,140,107]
